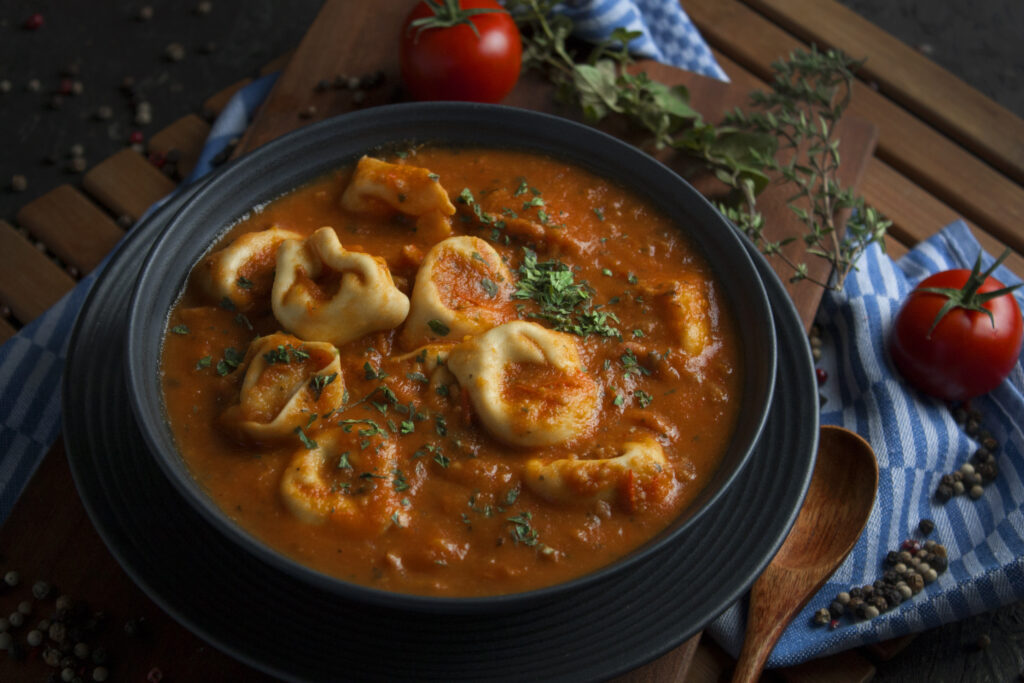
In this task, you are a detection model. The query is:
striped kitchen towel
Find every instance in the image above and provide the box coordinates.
[708,220,1024,667]
[0,0,726,519]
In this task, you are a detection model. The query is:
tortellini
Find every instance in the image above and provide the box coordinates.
[400,236,515,348]
[446,321,599,448]
[280,429,405,536]
[651,275,713,357]
[220,332,346,443]
[523,435,678,511]
[272,227,410,347]
[340,156,456,242]
[194,225,303,312]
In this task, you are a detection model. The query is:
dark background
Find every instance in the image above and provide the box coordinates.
[0,0,1022,224]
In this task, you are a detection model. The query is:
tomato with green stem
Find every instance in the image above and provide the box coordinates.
[889,250,1023,401]
[400,0,522,103]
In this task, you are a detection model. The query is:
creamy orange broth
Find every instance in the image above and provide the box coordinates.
[160,147,742,596]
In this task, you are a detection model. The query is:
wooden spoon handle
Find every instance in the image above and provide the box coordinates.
[730,575,800,683]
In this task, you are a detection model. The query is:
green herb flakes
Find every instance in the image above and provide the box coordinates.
[309,373,338,399]
[294,426,318,450]
[634,390,654,407]
[337,452,352,469]
[196,355,212,370]
[593,207,605,221]
[428,319,451,337]
[236,276,253,290]
[171,324,190,335]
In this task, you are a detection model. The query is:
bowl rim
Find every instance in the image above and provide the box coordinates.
[123,101,777,613]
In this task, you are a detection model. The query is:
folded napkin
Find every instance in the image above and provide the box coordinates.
[0,0,724,518]
[709,220,1024,667]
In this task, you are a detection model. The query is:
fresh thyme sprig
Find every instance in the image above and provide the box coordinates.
[507,1,889,290]
[720,46,892,288]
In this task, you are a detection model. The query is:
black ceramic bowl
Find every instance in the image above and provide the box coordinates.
[124,102,777,613]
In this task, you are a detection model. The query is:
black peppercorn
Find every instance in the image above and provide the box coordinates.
[849,587,863,599]
[829,601,845,618]
[918,518,935,535]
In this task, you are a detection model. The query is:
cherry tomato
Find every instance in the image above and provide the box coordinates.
[889,253,1022,402]
[400,0,522,103]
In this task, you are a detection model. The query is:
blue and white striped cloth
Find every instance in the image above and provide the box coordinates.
[709,220,1024,667]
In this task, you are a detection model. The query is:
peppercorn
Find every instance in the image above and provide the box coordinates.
[917,518,935,536]
[26,79,42,93]
[896,582,912,599]
[48,622,67,642]
[67,157,87,174]
[966,418,980,436]
[24,13,44,30]
[981,435,998,452]
[92,666,109,682]
[969,484,984,499]
[931,555,948,573]
[953,481,966,495]
[885,587,903,607]
[976,634,991,650]
[194,1,213,14]
[829,601,844,618]
[61,668,75,682]
[43,646,61,667]
[813,607,830,625]
[868,595,888,612]
[0,80,11,93]
[9,611,24,628]
[164,43,186,62]
[909,573,925,594]
[10,174,28,192]
[836,591,850,605]
[137,6,154,21]
[923,568,939,583]
[847,596,864,612]
[885,550,899,566]
[27,629,43,647]
[882,570,900,584]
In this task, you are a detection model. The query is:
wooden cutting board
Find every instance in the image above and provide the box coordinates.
[0,2,875,682]
[238,0,877,332]
[229,3,875,681]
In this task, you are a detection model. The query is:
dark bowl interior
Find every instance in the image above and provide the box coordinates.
[124,102,777,613]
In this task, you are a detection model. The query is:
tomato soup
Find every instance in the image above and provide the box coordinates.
[160,147,742,597]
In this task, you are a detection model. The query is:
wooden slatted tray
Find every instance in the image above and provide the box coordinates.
[1,1,1022,680]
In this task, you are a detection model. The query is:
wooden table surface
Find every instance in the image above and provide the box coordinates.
[1,1,1023,681]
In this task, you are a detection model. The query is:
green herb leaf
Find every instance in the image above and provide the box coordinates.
[294,426,318,450]
[427,319,450,337]
[171,324,190,335]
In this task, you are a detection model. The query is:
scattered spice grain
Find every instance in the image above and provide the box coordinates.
[137,6,154,21]
[164,43,186,63]
[10,175,28,192]
[23,13,44,30]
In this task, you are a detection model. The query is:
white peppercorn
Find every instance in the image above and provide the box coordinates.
[32,580,52,599]
[969,484,984,499]
[17,600,32,616]
[4,570,20,587]
[92,666,109,682]
[74,641,90,659]
[26,629,43,647]
[8,612,24,628]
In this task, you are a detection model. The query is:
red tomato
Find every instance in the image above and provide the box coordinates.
[889,256,1022,402]
[400,0,522,103]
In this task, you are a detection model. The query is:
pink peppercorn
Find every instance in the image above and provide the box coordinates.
[128,131,144,145]
[816,368,828,385]
[24,13,44,30]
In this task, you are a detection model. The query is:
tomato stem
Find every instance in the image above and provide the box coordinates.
[918,249,1022,338]
[407,0,508,42]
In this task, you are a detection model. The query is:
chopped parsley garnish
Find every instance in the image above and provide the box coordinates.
[338,418,383,439]
[363,361,388,380]
[435,414,448,437]
[620,349,651,378]
[480,277,499,298]
[635,390,654,408]
[294,426,318,450]
[632,329,645,338]
[406,371,429,384]
[427,319,450,337]
[400,420,415,435]
[393,469,410,491]
[521,196,545,211]
[504,483,521,506]
[216,347,244,376]
[628,273,639,285]
[512,248,620,338]
[337,452,352,469]
[612,391,625,407]
[171,324,190,335]
[196,355,212,370]
[513,179,529,197]
[264,344,309,365]
[219,296,237,311]
[602,268,613,277]
[236,276,253,290]
[234,313,254,331]
[428,173,440,182]
[457,188,497,226]
[593,207,605,221]
[435,384,450,398]
[309,373,338,399]
[433,449,450,468]
[507,512,540,546]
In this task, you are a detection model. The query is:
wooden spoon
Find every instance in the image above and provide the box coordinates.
[732,425,879,682]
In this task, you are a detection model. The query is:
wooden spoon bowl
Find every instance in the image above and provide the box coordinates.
[732,425,879,682]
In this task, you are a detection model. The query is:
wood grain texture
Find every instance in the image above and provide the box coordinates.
[147,113,212,180]
[0,442,278,683]
[708,46,1024,281]
[686,0,1024,258]
[0,220,75,325]
[16,185,124,275]
[742,0,1024,186]
[82,149,177,221]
